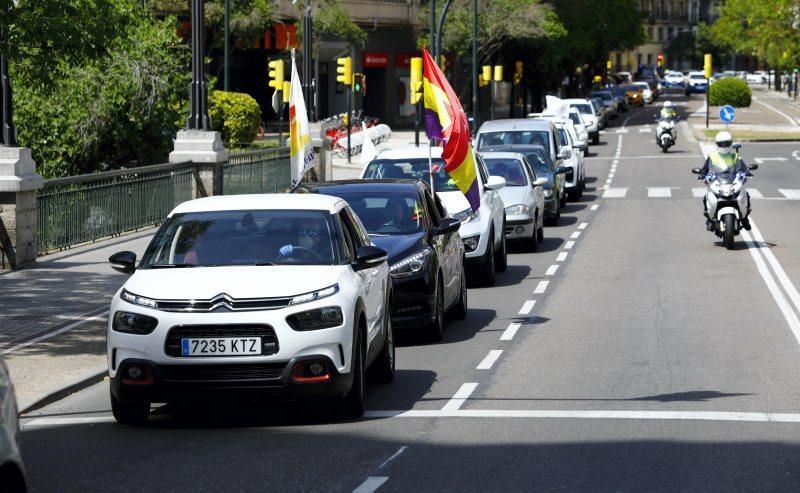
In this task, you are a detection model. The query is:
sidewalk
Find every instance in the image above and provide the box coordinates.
[332,129,424,180]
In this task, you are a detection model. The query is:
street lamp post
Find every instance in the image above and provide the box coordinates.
[188,0,211,130]
[224,0,229,91]
[471,0,478,133]
[1,1,18,146]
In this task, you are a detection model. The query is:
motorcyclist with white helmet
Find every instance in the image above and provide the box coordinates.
[698,131,752,231]
[660,101,677,120]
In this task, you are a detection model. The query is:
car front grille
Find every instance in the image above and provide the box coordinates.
[158,362,287,382]
[165,324,279,357]
[155,294,292,313]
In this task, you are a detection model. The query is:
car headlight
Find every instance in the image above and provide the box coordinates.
[462,235,480,253]
[505,204,529,215]
[286,306,344,331]
[121,289,158,309]
[453,207,478,223]
[112,311,158,334]
[543,189,553,198]
[290,284,339,305]
[391,249,432,278]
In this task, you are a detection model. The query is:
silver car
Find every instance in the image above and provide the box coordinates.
[0,357,26,491]
[481,152,547,251]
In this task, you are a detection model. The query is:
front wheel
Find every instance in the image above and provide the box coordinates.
[452,266,468,320]
[370,312,395,384]
[340,333,366,418]
[481,236,496,286]
[495,224,508,273]
[111,391,150,426]
[723,214,736,250]
[428,279,445,342]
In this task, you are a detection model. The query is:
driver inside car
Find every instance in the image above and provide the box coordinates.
[278,218,323,258]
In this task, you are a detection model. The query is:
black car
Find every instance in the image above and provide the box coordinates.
[298,180,466,342]
[588,91,618,119]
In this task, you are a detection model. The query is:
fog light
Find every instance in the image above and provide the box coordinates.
[291,361,332,384]
[121,364,153,385]
[309,362,326,376]
[127,367,142,379]
[515,226,525,234]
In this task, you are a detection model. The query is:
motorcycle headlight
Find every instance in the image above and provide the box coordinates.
[286,306,344,331]
[719,184,734,197]
[391,250,432,278]
[121,289,158,309]
[453,207,479,223]
[290,284,339,305]
[462,235,480,253]
[505,204,529,215]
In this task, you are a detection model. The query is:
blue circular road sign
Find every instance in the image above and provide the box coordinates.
[719,105,736,123]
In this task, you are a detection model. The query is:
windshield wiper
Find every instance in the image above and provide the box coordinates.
[149,263,196,268]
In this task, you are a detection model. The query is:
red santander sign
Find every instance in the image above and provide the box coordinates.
[363,51,389,68]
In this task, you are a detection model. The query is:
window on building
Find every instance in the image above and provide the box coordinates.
[647,54,653,65]
[658,27,664,41]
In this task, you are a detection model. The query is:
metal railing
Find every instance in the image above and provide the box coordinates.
[37,162,195,254]
[223,147,291,195]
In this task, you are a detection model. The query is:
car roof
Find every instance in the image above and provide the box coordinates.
[375,146,444,160]
[563,98,593,104]
[479,151,528,161]
[298,179,427,195]
[477,119,554,133]
[482,144,548,153]
[170,193,346,215]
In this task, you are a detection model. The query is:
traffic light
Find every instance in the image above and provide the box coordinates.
[353,73,365,94]
[493,65,503,82]
[657,54,664,68]
[268,59,284,90]
[704,53,712,79]
[513,61,523,86]
[410,57,423,104]
[282,81,290,104]
[606,60,613,71]
[336,57,352,86]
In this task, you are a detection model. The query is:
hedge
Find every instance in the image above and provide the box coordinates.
[208,91,262,146]
[709,77,752,107]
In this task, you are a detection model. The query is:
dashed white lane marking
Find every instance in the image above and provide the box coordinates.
[534,281,549,294]
[546,265,559,276]
[749,188,764,199]
[578,222,588,230]
[694,187,767,199]
[557,252,568,262]
[590,204,599,211]
[602,187,628,198]
[638,128,652,133]
[647,187,674,198]
[353,477,389,493]
[476,350,503,370]
[518,300,536,315]
[779,189,800,199]
[564,241,575,249]
[605,178,613,184]
[570,231,582,239]
[612,160,619,165]
[500,323,521,341]
[692,187,707,198]
[379,446,409,469]
[364,409,800,424]
[608,173,615,178]
[614,128,629,134]
[442,383,479,411]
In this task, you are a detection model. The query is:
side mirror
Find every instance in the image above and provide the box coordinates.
[435,217,461,235]
[555,166,568,175]
[574,142,586,151]
[484,175,506,191]
[557,147,571,160]
[532,177,548,187]
[732,143,742,151]
[691,168,702,174]
[353,245,387,272]
[748,164,759,170]
[109,251,137,274]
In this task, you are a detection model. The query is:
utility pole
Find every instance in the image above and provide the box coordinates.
[224,0,229,90]
[303,0,314,121]
[188,0,211,130]
[471,0,478,133]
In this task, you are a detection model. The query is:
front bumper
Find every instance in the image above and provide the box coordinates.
[687,84,708,93]
[504,214,534,239]
[458,216,490,259]
[544,196,558,217]
[390,274,435,329]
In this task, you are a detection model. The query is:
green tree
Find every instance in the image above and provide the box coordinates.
[154,0,274,49]
[297,0,367,49]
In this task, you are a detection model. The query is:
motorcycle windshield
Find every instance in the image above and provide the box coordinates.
[712,168,736,184]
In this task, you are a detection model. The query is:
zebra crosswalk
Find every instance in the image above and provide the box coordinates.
[601,187,800,200]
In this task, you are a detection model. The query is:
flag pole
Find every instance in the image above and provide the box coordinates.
[428,139,434,194]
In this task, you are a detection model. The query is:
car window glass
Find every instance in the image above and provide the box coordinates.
[522,157,537,180]
[478,131,550,153]
[344,206,371,246]
[475,154,490,183]
[423,190,441,228]
[338,212,356,260]
[363,158,460,192]
[484,158,528,186]
[328,191,426,236]
[571,103,593,115]
[340,209,366,249]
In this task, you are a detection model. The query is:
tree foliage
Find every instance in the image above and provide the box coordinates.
[297,0,367,48]
[708,77,752,107]
[209,90,261,146]
[12,4,190,178]
[154,0,273,49]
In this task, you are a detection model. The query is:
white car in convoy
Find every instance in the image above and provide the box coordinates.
[361,146,508,286]
[480,152,547,250]
[633,81,654,104]
[567,108,590,153]
[563,99,601,144]
[528,113,586,199]
[663,71,687,88]
[106,194,393,423]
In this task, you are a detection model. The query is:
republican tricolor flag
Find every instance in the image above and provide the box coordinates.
[422,48,480,212]
[289,50,315,188]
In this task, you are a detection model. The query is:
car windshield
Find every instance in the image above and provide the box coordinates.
[591,92,612,101]
[516,150,551,175]
[140,209,339,267]
[690,74,705,80]
[478,130,550,153]
[324,191,425,235]
[362,158,460,192]
[569,112,581,125]
[571,103,593,115]
[484,158,528,186]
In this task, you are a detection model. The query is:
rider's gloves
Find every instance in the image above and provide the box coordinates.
[737,171,748,179]
[279,245,293,256]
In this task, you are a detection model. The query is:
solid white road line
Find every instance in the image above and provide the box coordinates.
[602,187,628,198]
[750,220,800,318]
[557,252,568,262]
[587,155,703,160]
[379,446,409,469]
[2,307,109,355]
[476,350,503,370]
[534,281,549,294]
[564,241,575,249]
[546,265,559,276]
[353,477,389,493]
[518,300,536,315]
[647,187,674,198]
[590,204,599,211]
[741,230,800,344]
[363,409,800,424]
[500,323,522,341]
[570,231,582,239]
[779,189,800,199]
[578,222,588,230]
[752,96,799,126]
[442,383,479,411]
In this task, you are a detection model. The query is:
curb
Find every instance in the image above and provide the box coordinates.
[19,368,107,415]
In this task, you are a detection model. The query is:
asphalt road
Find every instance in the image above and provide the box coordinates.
[19,95,800,492]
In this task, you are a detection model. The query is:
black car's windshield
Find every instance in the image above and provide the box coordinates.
[478,131,550,153]
[484,158,528,186]
[591,92,612,101]
[363,158,460,192]
[140,209,339,267]
[324,191,425,235]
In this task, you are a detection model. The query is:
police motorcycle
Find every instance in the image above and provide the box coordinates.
[691,144,758,250]
[655,115,678,152]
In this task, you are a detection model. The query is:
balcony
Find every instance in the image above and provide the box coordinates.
[641,10,691,23]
